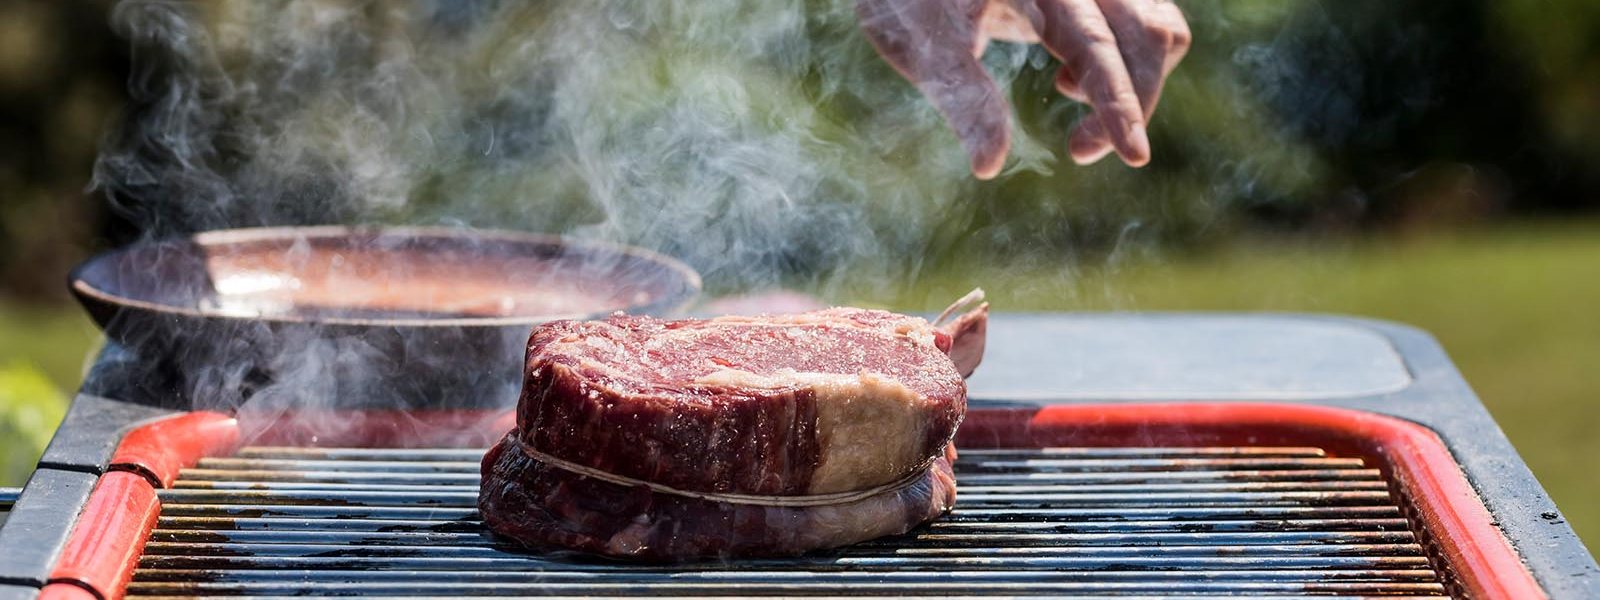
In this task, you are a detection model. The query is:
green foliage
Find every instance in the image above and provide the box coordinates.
[0,303,94,486]
[1493,0,1600,167]
[0,303,98,389]
[0,362,67,486]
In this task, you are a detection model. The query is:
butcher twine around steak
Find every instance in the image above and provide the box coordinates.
[481,440,959,560]
[481,290,988,560]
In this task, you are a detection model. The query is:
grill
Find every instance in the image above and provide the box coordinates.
[3,314,1593,600]
[123,445,1447,598]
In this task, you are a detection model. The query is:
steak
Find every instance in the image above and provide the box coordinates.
[480,437,958,561]
[513,307,972,495]
[482,295,987,560]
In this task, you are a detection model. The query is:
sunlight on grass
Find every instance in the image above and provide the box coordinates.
[0,303,96,486]
[0,362,67,485]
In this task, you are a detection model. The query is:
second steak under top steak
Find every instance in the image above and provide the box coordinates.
[480,435,959,561]
[515,307,970,496]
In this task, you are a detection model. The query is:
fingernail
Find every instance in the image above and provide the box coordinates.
[1128,122,1151,165]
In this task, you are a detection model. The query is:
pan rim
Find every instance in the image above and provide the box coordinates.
[67,225,703,329]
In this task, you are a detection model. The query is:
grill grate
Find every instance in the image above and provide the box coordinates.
[125,446,1450,598]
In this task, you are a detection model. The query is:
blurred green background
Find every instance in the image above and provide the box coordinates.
[0,0,1596,554]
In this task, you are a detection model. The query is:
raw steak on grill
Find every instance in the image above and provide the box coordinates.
[480,294,986,560]
[513,306,979,495]
[480,438,958,560]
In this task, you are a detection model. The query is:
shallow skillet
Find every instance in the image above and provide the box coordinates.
[69,226,701,411]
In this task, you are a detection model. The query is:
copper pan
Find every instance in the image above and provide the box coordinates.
[68,226,701,409]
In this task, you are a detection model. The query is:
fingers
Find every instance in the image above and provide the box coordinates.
[1068,0,1191,165]
[1027,0,1150,166]
[1054,63,1111,164]
[1053,65,1089,103]
[902,60,1011,179]
[940,70,1012,179]
[857,0,1011,178]
[857,0,1191,176]
[979,1,1042,45]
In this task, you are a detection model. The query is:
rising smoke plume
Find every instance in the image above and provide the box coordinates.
[88,0,1063,421]
[85,1,1388,422]
[94,0,1055,294]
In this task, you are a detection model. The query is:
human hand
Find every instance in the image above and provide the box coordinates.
[857,0,1190,178]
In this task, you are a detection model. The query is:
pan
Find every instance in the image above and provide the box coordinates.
[69,226,701,410]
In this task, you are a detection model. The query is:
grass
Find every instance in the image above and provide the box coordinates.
[0,219,1595,552]
[0,302,97,485]
[0,301,100,387]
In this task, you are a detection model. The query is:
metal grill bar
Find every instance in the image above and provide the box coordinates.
[158,505,480,519]
[133,561,1441,578]
[170,480,1396,493]
[131,567,1445,582]
[175,471,481,485]
[173,467,1389,485]
[127,446,1450,597]
[136,531,1424,558]
[126,580,1451,596]
[192,459,482,473]
[155,488,1398,507]
[139,543,1429,568]
[232,447,1335,460]
[145,520,1417,546]
[958,458,1371,470]
[155,505,1404,530]
[854,531,1422,546]
[127,596,1455,600]
[193,457,1372,473]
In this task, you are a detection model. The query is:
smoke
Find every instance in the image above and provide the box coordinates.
[94,0,1055,292]
[85,1,1467,432]
[88,0,1059,420]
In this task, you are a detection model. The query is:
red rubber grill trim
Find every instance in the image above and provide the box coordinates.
[109,412,239,488]
[46,413,237,600]
[46,472,159,600]
[36,583,98,600]
[239,408,516,448]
